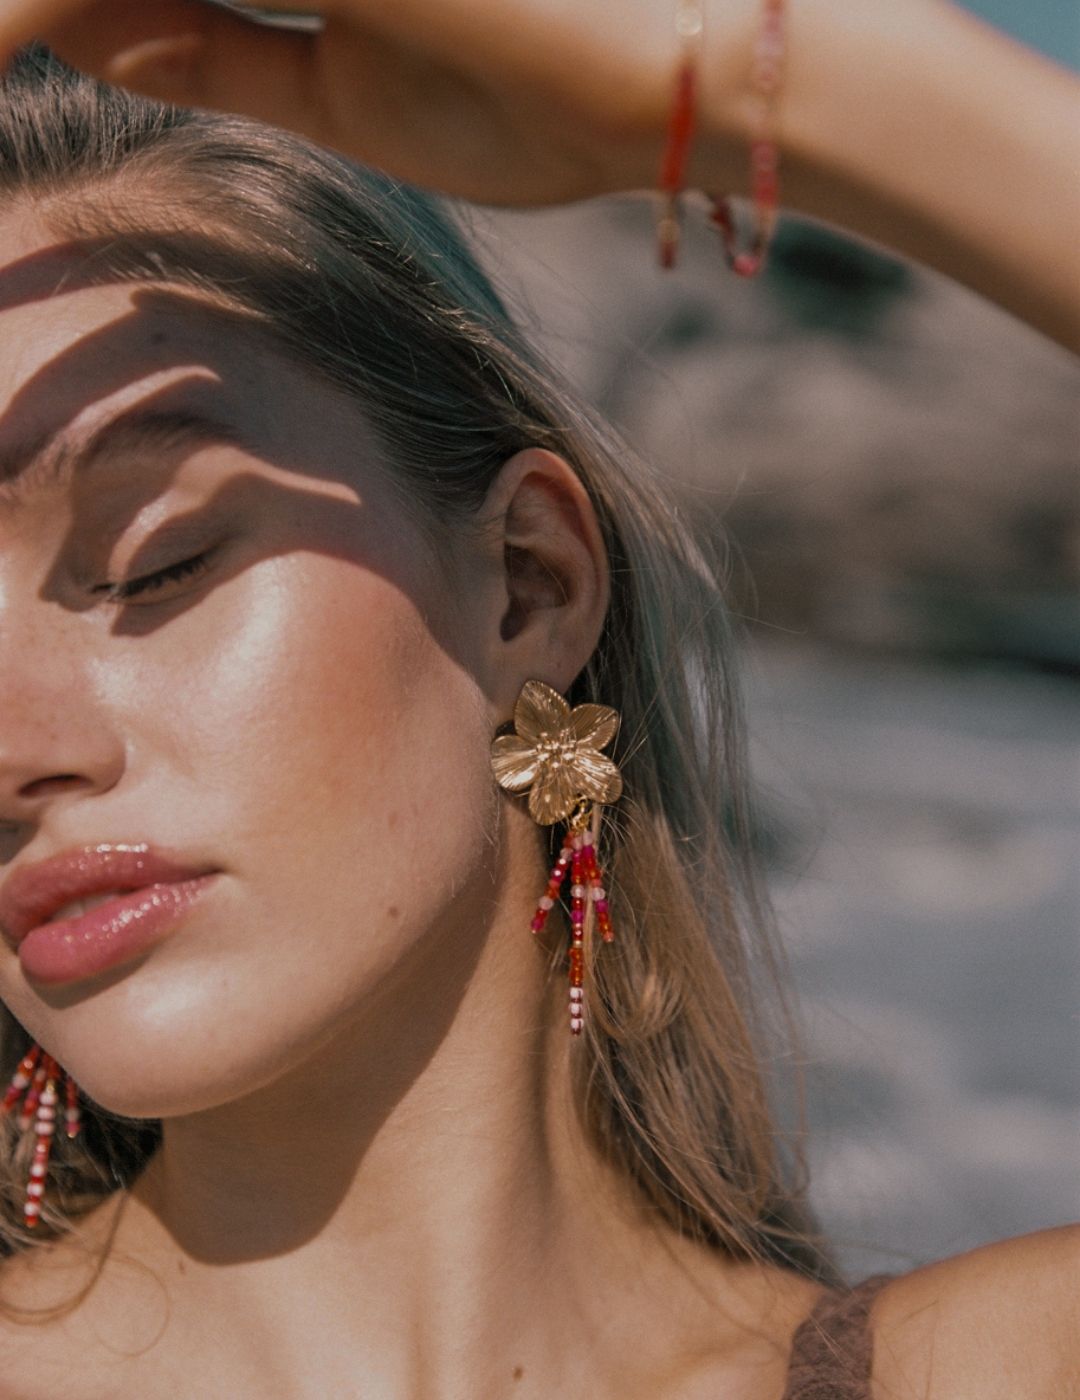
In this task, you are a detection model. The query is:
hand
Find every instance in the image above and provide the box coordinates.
[0,0,757,205]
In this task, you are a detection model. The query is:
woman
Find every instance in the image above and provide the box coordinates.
[0,4,1075,1397]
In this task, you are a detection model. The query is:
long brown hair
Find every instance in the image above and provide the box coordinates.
[0,45,835,1306]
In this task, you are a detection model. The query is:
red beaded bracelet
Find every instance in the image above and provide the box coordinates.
[656,2,704,269]
[657,0,786,276]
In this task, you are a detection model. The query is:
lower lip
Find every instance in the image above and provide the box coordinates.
[17,876,219,986]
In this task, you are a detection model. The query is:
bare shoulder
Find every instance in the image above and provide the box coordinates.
[0,1211,149,1400]
[0,1239,94,1400]
[871,1225,1080,1400]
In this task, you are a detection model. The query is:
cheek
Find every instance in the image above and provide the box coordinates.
[121,547,494,976]
[177,546,490,884]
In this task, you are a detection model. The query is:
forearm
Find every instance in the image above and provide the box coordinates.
[698,0,1080,351]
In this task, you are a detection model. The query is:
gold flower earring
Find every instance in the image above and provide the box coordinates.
[491,680,623,1035]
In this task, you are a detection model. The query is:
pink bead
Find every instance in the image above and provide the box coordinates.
[733,251,763,277]
[595,899,608,914]
[752,140,778,172]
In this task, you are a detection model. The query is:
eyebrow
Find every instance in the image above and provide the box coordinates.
[0,407,249,509]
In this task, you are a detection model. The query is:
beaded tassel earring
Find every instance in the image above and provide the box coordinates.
[1,1043,83,1228]
[491,680,623,1036]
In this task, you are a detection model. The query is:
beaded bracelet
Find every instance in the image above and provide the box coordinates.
[657,0,786,276]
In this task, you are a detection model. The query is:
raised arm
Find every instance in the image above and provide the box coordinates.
[2,0,1077,348]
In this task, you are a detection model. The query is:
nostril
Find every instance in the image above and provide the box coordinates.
[18,774,86,799]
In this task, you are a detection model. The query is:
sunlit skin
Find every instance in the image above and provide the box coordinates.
[0,211,830,1398]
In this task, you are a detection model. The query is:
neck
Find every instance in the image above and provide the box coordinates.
[95,886,709,1397]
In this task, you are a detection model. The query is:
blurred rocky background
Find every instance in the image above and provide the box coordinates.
[469,2,1079,1277]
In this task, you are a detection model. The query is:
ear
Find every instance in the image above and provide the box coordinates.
[472,448,609,715]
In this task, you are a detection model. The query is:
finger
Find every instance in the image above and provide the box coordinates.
[0,0,322,54]
[3,0,329,140]
[0,0,97,58]
[194,1,325,27]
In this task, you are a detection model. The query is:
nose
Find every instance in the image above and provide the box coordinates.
[0,606,125,829]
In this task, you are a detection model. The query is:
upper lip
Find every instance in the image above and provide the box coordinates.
[0,845,218,948]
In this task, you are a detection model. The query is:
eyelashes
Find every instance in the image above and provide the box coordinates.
[101,550,214,604]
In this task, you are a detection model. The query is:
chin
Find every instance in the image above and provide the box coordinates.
[70,1048,259,1123]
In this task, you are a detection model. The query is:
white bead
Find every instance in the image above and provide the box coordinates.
[34,1121,55,1136]
[592,886,606,900]
[570,885,585,898]
[29,1163,47,1179]
[570,987,584,1001]
[26,1182,44,1199]
[538,896,554,911]
[23,1201,40,1218]
[570,1018,584,1033]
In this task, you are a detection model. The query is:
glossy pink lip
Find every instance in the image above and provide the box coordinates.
[15,875,218,985]
[0,843,217,949]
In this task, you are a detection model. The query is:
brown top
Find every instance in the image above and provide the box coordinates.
[781,1274,894,1400]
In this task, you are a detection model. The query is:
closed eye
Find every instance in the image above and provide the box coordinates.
[101,551,213,603]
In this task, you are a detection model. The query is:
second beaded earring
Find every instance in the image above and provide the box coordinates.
[490,680,623,1036]
[1,1043,83,1228]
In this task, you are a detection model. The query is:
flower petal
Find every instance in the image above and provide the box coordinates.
[490,734,540,792]
[569,703,619,752]
[528,762,578,825]
[572,749,624,805]
[514,680,570,744]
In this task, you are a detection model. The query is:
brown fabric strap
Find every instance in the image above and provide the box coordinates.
[780,1274,895,1400]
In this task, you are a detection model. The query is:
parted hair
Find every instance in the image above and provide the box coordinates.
[0,45,835,1313]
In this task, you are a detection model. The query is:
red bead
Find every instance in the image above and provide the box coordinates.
[660,61,697,193]
[753,170,779,205]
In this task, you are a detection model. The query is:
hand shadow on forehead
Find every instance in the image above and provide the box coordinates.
[0,242,439,642]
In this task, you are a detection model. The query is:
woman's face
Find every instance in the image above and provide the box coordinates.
[0,212,506,1116]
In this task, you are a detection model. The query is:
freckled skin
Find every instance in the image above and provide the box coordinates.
[0,211,499,1118]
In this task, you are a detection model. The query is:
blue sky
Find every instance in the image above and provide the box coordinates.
[959,0,1078,66]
